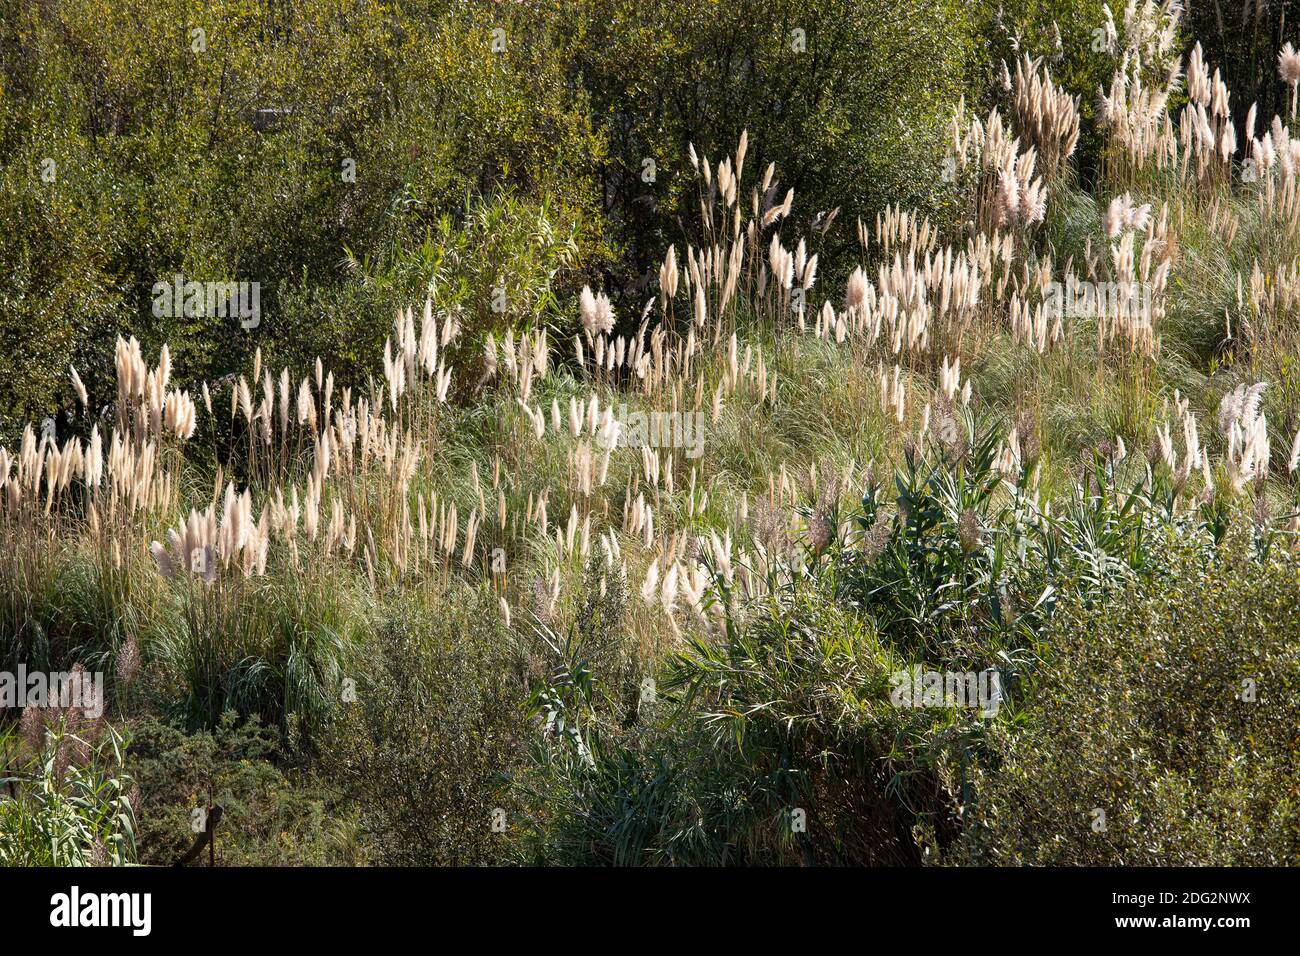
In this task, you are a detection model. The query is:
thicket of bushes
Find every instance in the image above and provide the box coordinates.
[126,713,356,866]
[322,590,528,866]
[0,0,606,429]
[0,0,988,433]
[957,534,1300,865]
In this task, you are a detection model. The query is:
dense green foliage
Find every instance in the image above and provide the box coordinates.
[1,0,1297,869]
[0,719,136,865]
[958,533,1300,865]
[0,0,607,429]
[556,0,982,286]
[0,0,984,433]
[322,590,527,865]
[126,713,357,866]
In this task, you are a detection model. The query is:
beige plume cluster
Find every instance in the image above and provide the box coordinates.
[149,482,268,582]
[950,103,1048,232]
[1217,383,1271,495]
[1011,54,1080,185]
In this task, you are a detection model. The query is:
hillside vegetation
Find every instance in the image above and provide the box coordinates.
[1,0,1297,866]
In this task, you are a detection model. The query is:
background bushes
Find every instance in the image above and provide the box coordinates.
[0,0,607,431]
[127,713,358,867]
[0,0,988,435]
[557,0,983,292]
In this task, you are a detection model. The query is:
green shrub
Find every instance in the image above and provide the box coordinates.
[323,587,527,865]
[561,0,981,286]
[125,712,358,866]
[955,532,1300,865]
